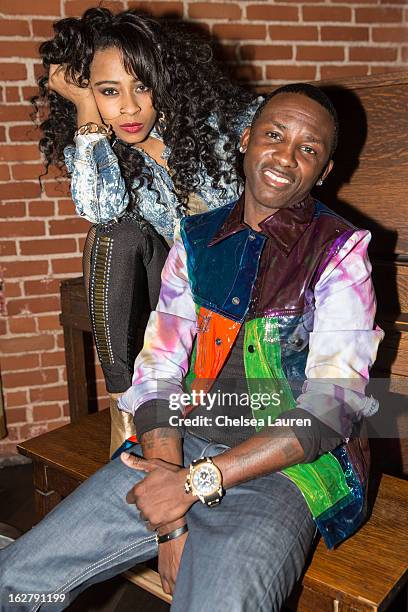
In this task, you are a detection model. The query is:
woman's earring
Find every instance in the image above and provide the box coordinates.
[316,178,324,186]
[158,111,166,128]
[239,145,246,154]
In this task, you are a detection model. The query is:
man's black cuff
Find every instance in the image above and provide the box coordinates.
[133,399,181,438]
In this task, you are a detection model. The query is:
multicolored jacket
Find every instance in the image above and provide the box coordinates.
[120,195,383,548]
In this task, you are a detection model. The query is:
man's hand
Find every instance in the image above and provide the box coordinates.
[121,453,193,530]
[157,518,188,595]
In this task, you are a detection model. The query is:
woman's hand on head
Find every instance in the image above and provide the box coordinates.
[48,64,102,127]
[48,64,94,106]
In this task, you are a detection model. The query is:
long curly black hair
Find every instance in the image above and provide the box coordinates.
[33,7,254,217]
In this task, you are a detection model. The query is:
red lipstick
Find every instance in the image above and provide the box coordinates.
[120,123,143,134]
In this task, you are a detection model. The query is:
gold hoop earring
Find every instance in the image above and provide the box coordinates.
[158,111,166,127]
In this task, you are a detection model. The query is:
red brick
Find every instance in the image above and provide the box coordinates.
[320,64,368,79]
[4,390,27,407]
[0,202,25,218]
[4,281,21,298]
[402,47,408,62]
[0,320,7,336]
[370,65,407,74]
[0,164,10,180]
[268,26,318,41]
[57,200,76,216]
[0,144,40,162]
[12,161,46,180]
[0,241,17,256]
[32,403,62,421]
[189,3,241,19]
[247,5,298,20]
[11,421,65,442]
[372,28,408,43]
[7,296,60,316]
[4,407,27,424]
[303,6,351,21]
[0,334,54,354]
[49,217,91,235]
[321,27,369,41]
[56,334,65,349]
[0,441,20,455]
[349,47,398,62]
[22,86,39,101]
[20,238,77,256]
[24,278,60,296]
[8,317,36,334]
[0,63,27,81]
[0,182,41,200]
[43,181,71,198]
[38,315,61,331]
[2,220,45,237]
[296,46,344,61]
[5,87,20,102]
[266,65,317,81]
[4,368,59,389]
[30,385,68,403]
[0,104,31,122]
[213,24,266,40]
[9,124,41,142]
[41,351,66,367]
[0,19,30,36]
[1,353,39,371]
[356,7,403,22]
[1,0,61,15]
[240,45,292,61]
[28,201,55,217]
[31,20,56,38]
[229,65,263,82]
[127,2,182,17]
[51,257,83,275]
[2,260,48,278]
[0,42,40,58]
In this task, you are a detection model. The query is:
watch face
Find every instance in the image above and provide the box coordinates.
[192,465,220,496]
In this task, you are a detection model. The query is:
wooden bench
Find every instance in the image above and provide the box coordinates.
[17,409,408,611]
[18,70,408,610]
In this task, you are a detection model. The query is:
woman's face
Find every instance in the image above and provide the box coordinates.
[90,46,157,145]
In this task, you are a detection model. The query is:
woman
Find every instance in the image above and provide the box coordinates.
[34,7,261,455]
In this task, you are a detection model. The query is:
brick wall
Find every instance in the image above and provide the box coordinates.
[0,0,407,455]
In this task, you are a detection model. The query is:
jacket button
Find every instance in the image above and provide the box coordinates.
[232,296,240,305]
[215,338,222,345]
[248,345,255,353]
[248,234,255,241]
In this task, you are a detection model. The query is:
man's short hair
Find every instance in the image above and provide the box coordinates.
[252,83,339,157]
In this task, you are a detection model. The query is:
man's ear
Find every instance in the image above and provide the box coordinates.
[320,159,334,182]
[240,126,251,152]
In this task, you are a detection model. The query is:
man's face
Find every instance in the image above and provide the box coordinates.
[241,93,334,215]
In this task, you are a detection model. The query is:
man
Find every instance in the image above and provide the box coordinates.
[0,84,382,612]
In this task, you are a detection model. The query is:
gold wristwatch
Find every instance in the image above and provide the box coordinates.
[185,457,224,507]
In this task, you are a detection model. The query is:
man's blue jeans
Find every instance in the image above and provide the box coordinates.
[0,433,315,612]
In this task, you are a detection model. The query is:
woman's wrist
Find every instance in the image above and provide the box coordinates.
[75,97,102,127]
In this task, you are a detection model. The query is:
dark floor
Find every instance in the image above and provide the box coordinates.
[0,461,169,612]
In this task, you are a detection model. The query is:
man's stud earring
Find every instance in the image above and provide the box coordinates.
[316,179,324,186]
[239,145,246,154]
